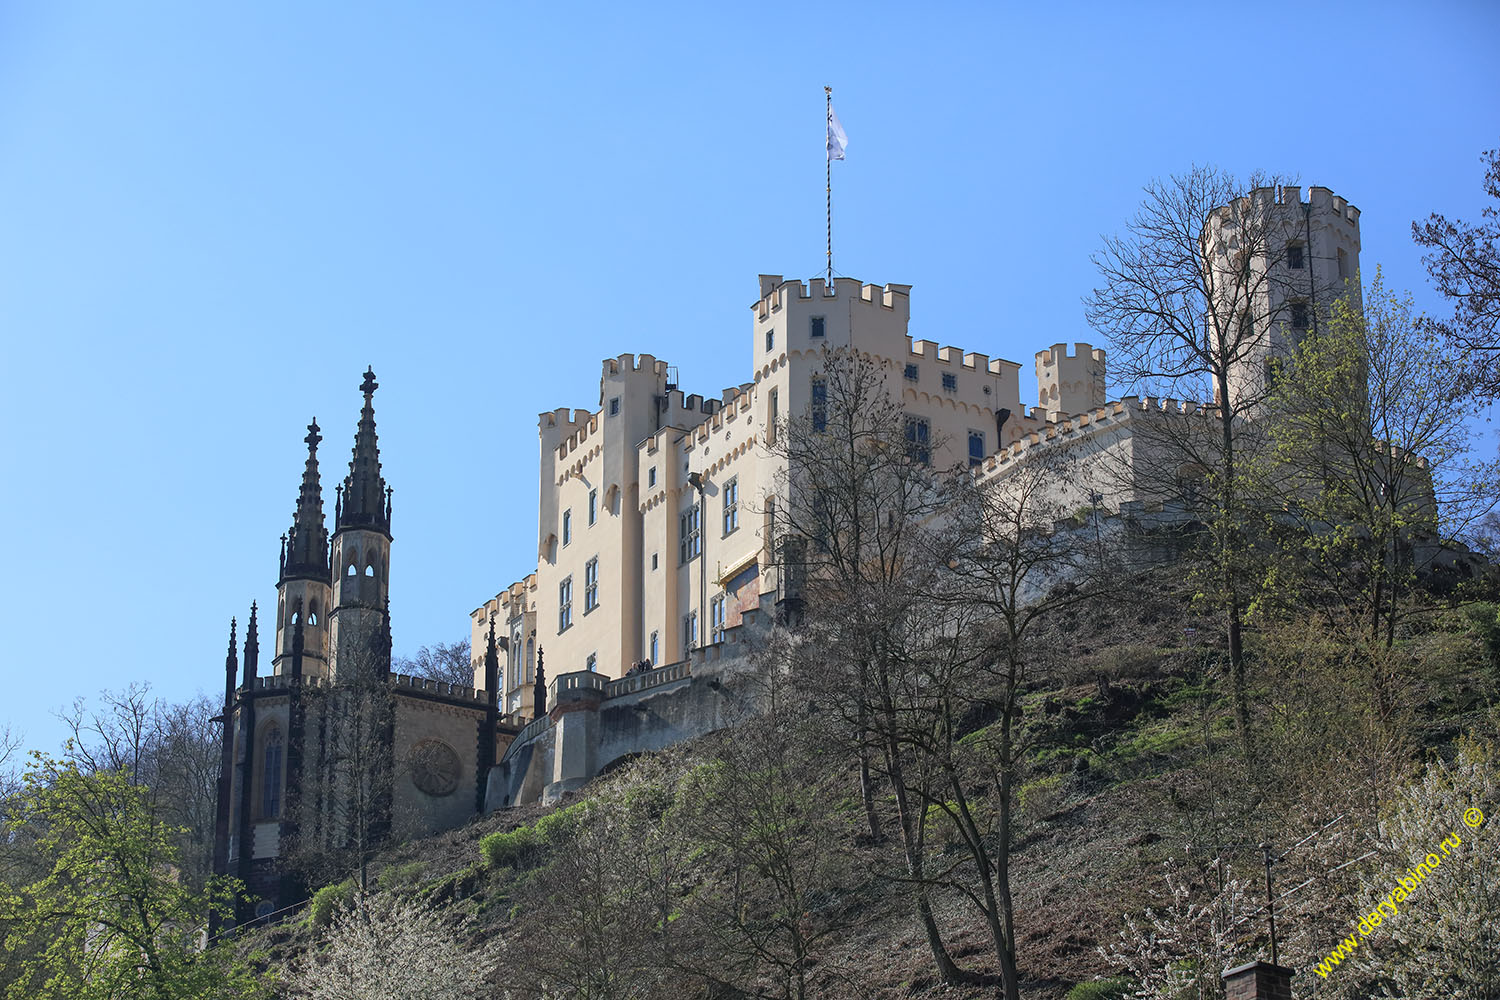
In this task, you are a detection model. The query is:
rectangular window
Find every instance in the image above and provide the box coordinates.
[588,489,598,525]
[1287,244,1305,270]
[680,506,701,564]
[710,594,726,643]
[649,631,659,665]
[810,316,825,338]
[766,388,779,445]
[1290,302,1310,329]
[683,611,698,649]
[968,430,985,468]
[1338,247,1349,280]
[608,397,620,416]
[648,466,657,487]
[723,477,739,535]
[810,376,827,432]
[562,509,572,546]
[586,653,596,672]
[651,552,659,570]
[904,417,930,465]
[558,578,573,632]
[584,557,599,612]
[941,372,957,392]
[765,328,775,352]
[904,363,919,382]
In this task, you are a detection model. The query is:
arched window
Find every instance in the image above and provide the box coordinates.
[525,638,535,683]
[261,726,284,818]
[308,598,319,627]
[364,562,375,578]
[346,561,357,577]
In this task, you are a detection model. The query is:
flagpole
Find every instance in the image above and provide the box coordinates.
[825,85,833,284]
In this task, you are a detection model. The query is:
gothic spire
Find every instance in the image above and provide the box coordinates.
[282,418,330,581]
[243,602,259,689]
[337,368,390,535]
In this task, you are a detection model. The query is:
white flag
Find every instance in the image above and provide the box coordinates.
[826,103,848,162]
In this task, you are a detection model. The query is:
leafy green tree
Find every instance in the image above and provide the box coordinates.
[0,754,263,1000]
[1260,268,1497,654]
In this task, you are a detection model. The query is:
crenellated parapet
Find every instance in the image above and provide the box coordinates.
[1035,342,1108,417]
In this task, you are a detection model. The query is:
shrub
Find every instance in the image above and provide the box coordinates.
[479,825,539,868]
[1065,977,1132,1000]
[307,879,355,928]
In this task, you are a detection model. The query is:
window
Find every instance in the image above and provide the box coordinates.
[683,611,698,649]
[649,631,659,665]
[648,466,657,487]
[904,417,930,465]
[710,594,726,643]
[525,637,534,682]
[968,430,985,468]
[588,489,598,525]
[562,509,572,546]
[261,727,283,818]
[810,316,825,338]
[651,552,659,570]
[810,376,827,432]
[904,363,919,382]
[1338,247,1349,280]
[941,372,957,392]
[586,653,596,672]
[765,328,775,352]
[723,477,739,534]
[608,397,620,416]
[558,578,573,632]
[1290,302,1310,330]
[512,625,523,687]
[766,388,779,444]
[1287,244,1305,270]
[680,506,701,563]
[584,557,599,612]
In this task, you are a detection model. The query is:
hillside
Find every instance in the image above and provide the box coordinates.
[240,566,1500,999]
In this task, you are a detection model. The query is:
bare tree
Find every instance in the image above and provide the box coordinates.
[293,635,395,894]
[769,347,983,986]
[1085,167,1325,758]
[670,658,861,1000]
[1413,144,1500,400]
[392,639,473,688]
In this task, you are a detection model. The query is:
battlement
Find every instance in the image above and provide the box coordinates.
[1035,342,1107,368]
[907,337,1019,376]
[602,353,670,379]
[753,275,911,321]
[1240,184,1361,228]
[392,673,487,704]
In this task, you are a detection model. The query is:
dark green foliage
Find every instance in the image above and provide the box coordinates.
[307,879,355,928]
[1065,978,1133,1000]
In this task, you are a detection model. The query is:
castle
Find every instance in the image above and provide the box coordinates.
[212,185,1364,922]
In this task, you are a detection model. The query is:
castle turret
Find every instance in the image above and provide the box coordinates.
[1035,343,1107,419]
[1209,185,1363,413]
[329,369,393,683]
[275,420,332,679]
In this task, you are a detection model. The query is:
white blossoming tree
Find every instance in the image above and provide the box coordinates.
[1349,737,1500,998]
[289,892,499,1000]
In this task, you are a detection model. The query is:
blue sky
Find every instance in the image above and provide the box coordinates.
[2,1,1498,755]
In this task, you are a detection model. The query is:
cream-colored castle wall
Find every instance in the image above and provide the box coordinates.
[1036,343,1107,420]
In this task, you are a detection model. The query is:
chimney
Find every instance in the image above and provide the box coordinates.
[1223,961,1293,1000]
